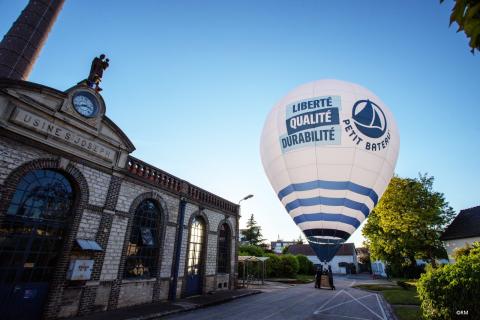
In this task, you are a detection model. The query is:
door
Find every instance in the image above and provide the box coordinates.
[185,216,205,296]
[0,170,73,320]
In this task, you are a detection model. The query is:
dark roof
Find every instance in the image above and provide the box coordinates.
[287,243,355,256]
[441,206,480,241]
[356,247,369,256]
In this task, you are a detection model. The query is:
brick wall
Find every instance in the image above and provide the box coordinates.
[100,215,129,281]
[0,135,239,318]
[0,136,51,186]
[118,280,155,307]
[116,180,148,212]
[160,225,177,278]
[77,210,101,240]
[75,163,111,207]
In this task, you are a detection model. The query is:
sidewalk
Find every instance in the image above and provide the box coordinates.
[73,289,261,320]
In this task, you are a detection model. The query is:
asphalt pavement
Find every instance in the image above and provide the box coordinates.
[163,276,395,320]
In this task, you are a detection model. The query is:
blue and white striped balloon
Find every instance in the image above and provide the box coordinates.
[260,79,400,262]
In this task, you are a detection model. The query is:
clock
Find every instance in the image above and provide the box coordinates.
[72,92,98,117]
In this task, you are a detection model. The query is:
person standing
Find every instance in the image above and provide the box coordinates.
[315,266,323,288]
[328,265,335,290]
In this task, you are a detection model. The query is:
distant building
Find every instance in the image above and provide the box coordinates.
[271,240,298,254]
[286,243,358,274]
[441,206,480,263]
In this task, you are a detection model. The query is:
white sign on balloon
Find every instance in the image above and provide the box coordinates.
[260,79,400,262]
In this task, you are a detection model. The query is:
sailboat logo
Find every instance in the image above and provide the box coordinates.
[351,99,387,139]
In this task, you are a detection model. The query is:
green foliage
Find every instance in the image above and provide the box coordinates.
[295,254,314,274]
[239,244,265,257]
[441,0,480,53]
[453,241,480,260]
[382,288,421,305]
[281,245,290,254]
[353,284,399,291]
[392,306,422,320]
[265,253,282,277]
[241,214,265,246]
[417,243,480,319]
[280,254,299,278]
[363,174,454,278]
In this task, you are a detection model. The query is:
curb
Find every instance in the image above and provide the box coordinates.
[131,291,262,320]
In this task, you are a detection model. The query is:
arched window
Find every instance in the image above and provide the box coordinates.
[124,200,161,279]
[186,216,205,276]
[0,169,74,285]
[217,223,231,273]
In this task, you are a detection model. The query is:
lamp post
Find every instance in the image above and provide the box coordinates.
[236,194,253,289]
[238,194,254,206]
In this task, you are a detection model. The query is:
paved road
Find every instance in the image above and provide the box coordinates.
[164,277,393,320]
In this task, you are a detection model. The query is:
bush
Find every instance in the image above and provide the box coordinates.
[295,255,314,274]
[417,243,480,319]
[239,244,265,257]
[280,254,299,278]
[265,253,282,278]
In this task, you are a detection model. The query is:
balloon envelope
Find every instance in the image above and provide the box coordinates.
[260,80,400,262]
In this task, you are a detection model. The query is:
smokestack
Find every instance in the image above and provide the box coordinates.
[0,0,65,80]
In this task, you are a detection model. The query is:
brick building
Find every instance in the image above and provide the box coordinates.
[0,79,240,319]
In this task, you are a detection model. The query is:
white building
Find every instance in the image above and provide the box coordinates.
[287,243,358,274]
[441,206,480,263]
[270,240,299,254]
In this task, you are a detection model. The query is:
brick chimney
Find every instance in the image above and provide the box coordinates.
[0,0,65,80]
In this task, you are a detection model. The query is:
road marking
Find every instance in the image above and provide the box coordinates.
[313,289,345,314]
[314,293,376,314]
[258,289,320,320]
[344,290,384,320]
[376,293,387,320]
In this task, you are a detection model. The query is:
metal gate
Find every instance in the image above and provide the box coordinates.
[0,170,73,320]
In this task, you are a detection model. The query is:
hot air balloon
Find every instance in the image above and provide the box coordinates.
[260,79,399,263]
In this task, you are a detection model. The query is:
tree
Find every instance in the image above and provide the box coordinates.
[441,0,480,53]
[417,242,480,319]
[363,174,455,278]
[239,244,265,257]
[241,214,264,246]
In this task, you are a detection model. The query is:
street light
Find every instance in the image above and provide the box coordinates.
[236,194,253,289]
[238,194,254,204]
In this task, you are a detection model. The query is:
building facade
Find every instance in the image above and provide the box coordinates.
[286,243,357,274]
[270,240,298,254]
[441,206,480,263]
[0,79,239,319]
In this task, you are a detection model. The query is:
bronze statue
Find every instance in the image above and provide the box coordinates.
[87,54,109,92]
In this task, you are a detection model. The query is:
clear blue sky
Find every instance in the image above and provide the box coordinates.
[1,0,478,247]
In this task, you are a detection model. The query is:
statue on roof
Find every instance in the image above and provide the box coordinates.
[87,54,109,92]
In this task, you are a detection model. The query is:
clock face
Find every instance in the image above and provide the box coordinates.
[72,92,98,117]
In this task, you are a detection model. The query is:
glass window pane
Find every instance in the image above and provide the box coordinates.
[124,200,161,279]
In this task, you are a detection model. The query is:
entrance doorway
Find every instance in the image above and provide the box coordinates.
[185,216,205,296]
[0,170,74,320]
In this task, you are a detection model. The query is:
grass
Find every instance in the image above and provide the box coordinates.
[353,284,398,291]
[354,282,421,320]
[295,274,315,283]
[382,288,420,305]
[393,306,422,320]
[266,274,315,284]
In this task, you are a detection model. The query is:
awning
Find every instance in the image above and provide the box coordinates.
[76,239,103,251]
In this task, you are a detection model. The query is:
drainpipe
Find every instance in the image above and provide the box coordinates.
[169,197,186,301]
